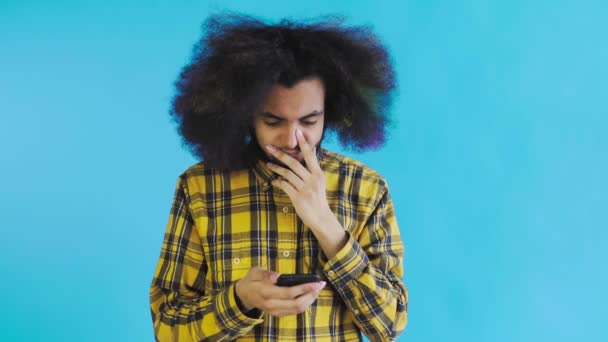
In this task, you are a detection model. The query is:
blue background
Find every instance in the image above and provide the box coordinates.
[1,0,606,341]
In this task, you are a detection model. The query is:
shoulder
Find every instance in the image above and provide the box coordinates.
[180,161,218,179]
[174,162,213,189]
[321,149,385,181]
[175,161,249,196]
[178,161,249,179]
[320,149,389,196]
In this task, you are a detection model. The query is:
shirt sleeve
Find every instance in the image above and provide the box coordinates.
[150,176,263,342]
[321,184,409,342]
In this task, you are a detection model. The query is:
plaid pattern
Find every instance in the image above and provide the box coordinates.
[150,149,408,342]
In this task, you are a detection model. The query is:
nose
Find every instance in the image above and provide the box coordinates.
[281,125,298,149]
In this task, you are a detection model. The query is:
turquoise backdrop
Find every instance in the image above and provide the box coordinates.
[1,0,606,341]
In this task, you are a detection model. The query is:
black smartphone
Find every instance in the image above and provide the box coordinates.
[276,274,321,287]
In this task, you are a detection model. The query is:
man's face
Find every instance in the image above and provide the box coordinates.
[253,77,325,163]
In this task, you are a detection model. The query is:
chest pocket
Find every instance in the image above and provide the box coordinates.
[204,242,268,291]
[196,202,270,291]
[224,246,267,271]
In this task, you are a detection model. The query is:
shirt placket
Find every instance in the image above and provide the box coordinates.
[274,195,297,275]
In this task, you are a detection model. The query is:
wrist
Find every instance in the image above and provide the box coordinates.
[310,207,339,232]
[309,209,348,259]
[234,280,254,312]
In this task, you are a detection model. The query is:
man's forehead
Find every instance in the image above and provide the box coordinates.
[258,110,324,120]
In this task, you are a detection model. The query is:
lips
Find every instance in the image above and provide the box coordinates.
[284,150,300,158]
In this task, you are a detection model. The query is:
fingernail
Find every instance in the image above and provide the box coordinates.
[266,145,276,152]
[296,129,303,137]
[318,281,326,289]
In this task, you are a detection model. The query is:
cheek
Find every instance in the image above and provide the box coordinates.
[253,123,270,143]
[304,125,324,145]
[254,128,284,151]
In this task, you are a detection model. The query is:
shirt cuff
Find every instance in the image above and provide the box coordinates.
[322,232,369,287]
[213,282,264,334]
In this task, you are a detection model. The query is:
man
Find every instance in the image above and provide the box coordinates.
[150,13,408,342]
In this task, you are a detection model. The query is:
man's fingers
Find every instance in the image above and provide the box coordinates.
[267,162,304,189]
[263,286,324,316]
[296,129,322,173]
[271,178,297,197]
[267,271,281,283]
[249,267,278,281]
[292,281,326,297]
[265,145,309,177]
[272,281,326,299]
[294,288,322,308]
[241,269,326,315]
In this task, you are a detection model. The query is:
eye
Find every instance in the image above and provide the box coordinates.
[302,121,317,126]
[264,120,281,127]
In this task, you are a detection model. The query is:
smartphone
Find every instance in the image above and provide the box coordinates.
[276,274,321,287]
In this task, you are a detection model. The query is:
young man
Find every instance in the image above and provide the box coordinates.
[150,14,408,342]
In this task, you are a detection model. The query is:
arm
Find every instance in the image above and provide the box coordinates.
[150,176,263,342]
[265,130,408,341]
[321,186,408,342]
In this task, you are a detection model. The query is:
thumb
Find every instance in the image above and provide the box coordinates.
[267,270,281,284]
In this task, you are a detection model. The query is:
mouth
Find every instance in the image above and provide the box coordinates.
[284,150,300,159]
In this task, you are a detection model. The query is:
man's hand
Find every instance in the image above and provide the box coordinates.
[265,129,335,231]
[234,267,326,317]
[265,129,348,258]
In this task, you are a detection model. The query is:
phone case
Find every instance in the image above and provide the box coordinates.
[276,274,321,286]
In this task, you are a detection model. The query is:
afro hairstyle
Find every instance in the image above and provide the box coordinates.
[170,13,397,171]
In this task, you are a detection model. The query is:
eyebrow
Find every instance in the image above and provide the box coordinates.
[260,110,324,121]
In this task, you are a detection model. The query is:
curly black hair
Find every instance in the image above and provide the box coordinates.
[171,13,397,171]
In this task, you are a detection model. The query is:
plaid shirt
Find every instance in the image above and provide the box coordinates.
[150,149,408,341]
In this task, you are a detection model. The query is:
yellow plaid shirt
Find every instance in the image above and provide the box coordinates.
[150,149,408,341]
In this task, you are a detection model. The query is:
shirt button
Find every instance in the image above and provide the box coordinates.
[282,206,289,214]
[233,258,241,265]
[282,250,290,257]
[327,270,335,277]
[353,309,360,315]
